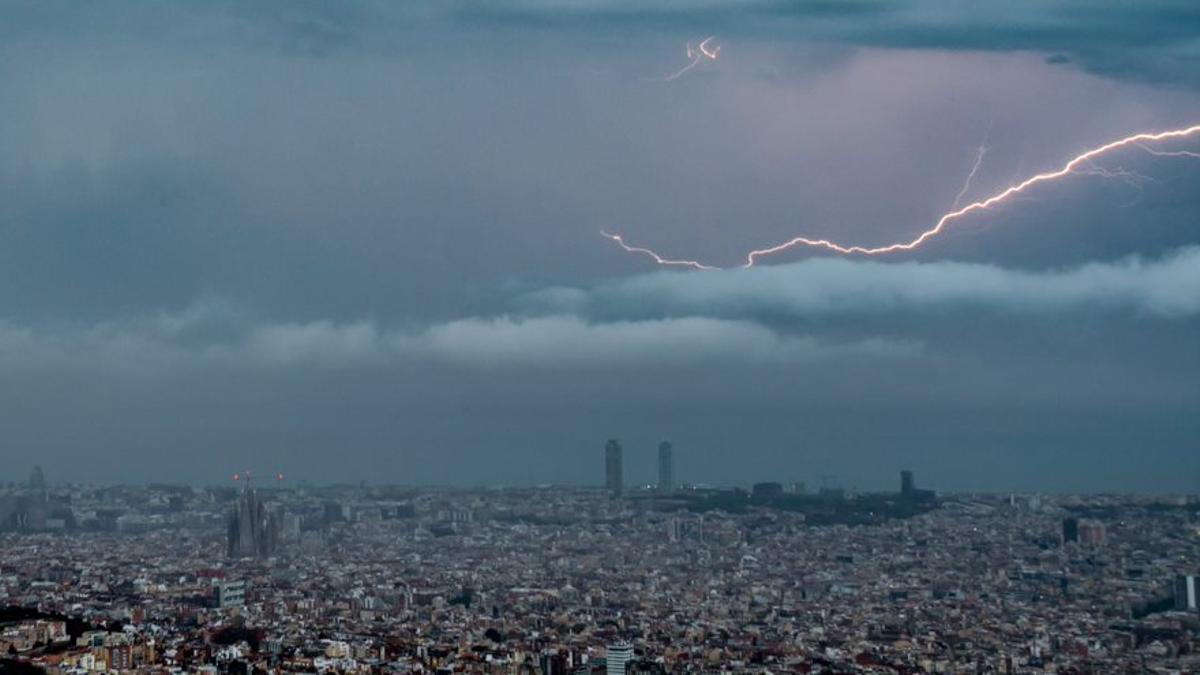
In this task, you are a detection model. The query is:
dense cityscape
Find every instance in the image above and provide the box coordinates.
[2,442,1199,674]
[5,0,1200,672]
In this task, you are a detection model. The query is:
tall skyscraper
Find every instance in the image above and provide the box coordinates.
[606,642,633,675]
[900,470,914,496]
[227,485,280,558]
[657,441,674,494]
[605,439,623,496]
[1062,517,1079,544]
[1174,575,1198,612]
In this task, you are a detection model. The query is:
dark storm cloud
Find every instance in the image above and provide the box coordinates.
[0,0,1198,490]
[0,158,239,320]
[449,0,1200,88]
[5,0,1199,86]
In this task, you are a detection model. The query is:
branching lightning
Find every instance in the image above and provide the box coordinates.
[604,124,1200,269]
[1137,143,1200,160]
[1074,162,1153,185]
[950,128,991,211]
[655,37,720,82]
[1075,161,1153,207]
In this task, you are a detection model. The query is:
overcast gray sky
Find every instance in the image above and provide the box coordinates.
[1,0,1198,491]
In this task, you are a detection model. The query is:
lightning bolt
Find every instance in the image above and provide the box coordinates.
[655,36,720,82]
[604,123,1200,269]
[600,230,717,270]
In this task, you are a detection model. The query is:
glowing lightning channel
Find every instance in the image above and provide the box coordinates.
[740,124,1200,265]
[656,36,720,82]
[603,123,1200,269]
[600,230,717,270]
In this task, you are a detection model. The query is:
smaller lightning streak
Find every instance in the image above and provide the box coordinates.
[600,230,717,270]
[1136,143,1200,159]
[950,139,989,211]
[1075,162,1153,207]
[656,36,720,82]
[1075,161,1153,187]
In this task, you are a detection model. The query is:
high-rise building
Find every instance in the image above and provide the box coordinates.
[1174,575,1198,612]
[657,442,674,494]
[606,642,633,675]
[1077,519,1106,546]
[1060,516,1104,542]
[29,465,46,491]
[227,486,280,558]
[752,482,784,500]
[215,579,246,609]
[1062,517,1079,544]
[605,439,623,496]
[666,517,684,543]
[899,470,935,502]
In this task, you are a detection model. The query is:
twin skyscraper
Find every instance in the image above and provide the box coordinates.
[604,439,674,497]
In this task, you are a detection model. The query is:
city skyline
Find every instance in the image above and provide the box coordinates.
[3,476,1198,672]
[4,457,1195,498]
[4,2,1200,673]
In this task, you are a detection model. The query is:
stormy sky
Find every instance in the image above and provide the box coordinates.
[2,0,1198,491]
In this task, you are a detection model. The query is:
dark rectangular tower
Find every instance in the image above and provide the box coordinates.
[1062,517,1079,544]
[658,441,674,493]
[605,439,623,497]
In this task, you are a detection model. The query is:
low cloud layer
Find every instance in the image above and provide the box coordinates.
[2,248,1197,375]
[0,311,917,375]
[528,246,1200,321]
